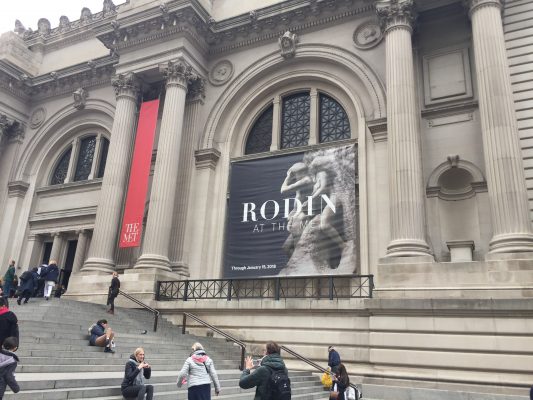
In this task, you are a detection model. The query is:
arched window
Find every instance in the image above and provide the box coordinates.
[244,89,351,155]
[50,134,110,185]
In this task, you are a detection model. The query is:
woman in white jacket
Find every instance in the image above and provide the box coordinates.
[177,342,221,399]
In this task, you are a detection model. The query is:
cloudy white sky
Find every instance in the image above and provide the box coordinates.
[0,0,127,34]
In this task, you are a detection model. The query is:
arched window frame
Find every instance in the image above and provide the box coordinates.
[243,85,354,156]
[48,130,110,186]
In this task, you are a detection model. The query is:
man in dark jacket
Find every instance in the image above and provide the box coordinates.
[42,260,59,300]
[328,346,341,375]
[17,268,38,305]
[239,341,290,400]
[2,261,16,307]
[0,337,20,399]
[0,299,18,349]
[107,272,120,315]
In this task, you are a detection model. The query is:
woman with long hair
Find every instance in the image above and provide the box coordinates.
[330,363,350,400]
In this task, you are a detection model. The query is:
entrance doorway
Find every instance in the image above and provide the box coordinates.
[60,240,77,291]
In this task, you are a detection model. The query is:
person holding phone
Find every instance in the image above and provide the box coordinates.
[120,347,153,400]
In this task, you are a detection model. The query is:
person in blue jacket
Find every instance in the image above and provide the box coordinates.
[328,346,341,375]
[89,319,115,353]
[42,260,59,300]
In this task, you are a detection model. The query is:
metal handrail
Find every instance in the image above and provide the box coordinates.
[118,289,160,332]
[182,312,246,371]
[281,345,362,396]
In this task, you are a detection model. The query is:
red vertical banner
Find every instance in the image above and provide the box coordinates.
[119,99,160,248]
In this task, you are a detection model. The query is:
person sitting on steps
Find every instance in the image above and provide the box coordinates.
[121,347,153,400]
[89,319,115,353]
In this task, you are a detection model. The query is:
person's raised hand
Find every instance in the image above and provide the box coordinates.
[245,356,254,370]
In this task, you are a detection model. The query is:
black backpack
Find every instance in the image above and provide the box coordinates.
[268,368,291,400]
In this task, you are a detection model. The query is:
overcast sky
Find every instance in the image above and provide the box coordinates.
[0,0,127,34]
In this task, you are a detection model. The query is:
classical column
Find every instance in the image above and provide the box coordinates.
[49,232,63,263]
[135,60,193,271]
[72,230,89,273]
[376,0,432,258]
[82,73,140,273]
[270,95,282,151]
[169,78,205,275]
[466,0,533,253]
[309,88,319,145]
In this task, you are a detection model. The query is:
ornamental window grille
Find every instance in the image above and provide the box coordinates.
[244,90,351,155]
[281,92,310,149]
[74,136,97,181]
[50,148,72,185]
[50,134,109,185]
[319,94,350,143]
[245,105,273,155]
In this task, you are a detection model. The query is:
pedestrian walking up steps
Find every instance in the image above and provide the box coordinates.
[4,298,325,400]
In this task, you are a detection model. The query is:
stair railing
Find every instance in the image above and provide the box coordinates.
[182,312,246,371]
[118,289,160,332]
[281,345,362,397]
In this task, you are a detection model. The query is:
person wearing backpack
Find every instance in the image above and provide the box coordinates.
[16,268,38,305]
[177,342,221,399]
[239,341,291,400]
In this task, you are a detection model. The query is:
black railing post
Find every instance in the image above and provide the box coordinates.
[369,275,374,298]
[183,280,189,301]
[329,276,334,300]
[153,312,159,332]
[227,279,232,301]
[240,346,245,371]
[155,281,161,301]
[274,278,281,300]
[182,313,187,335]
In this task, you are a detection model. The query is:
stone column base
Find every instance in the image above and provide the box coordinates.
[134,254,173,272]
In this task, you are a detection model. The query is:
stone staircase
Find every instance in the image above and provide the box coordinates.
[3,298,326,399]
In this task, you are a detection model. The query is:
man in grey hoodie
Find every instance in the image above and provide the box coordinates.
[0,337,20,400]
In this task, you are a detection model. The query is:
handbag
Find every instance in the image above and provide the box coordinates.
[321,370,333,389]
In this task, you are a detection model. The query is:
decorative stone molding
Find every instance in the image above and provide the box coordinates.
[187,77,206,103]
[209,60,234,86]
[366,118,387,142]
[195,148,221,170]
[37,18,51,36]
[111,72,140,99]
[0,114,25,140]
[80,8,93,24]
[279,31,298,59]
[353,20,383,50]
[375,0,416,33]
[103,0,117,16]
[7,181,29,198]
[73,88,88,110]
[161,60,196,89]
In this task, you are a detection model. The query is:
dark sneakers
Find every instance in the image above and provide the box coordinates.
[104,347,115,354]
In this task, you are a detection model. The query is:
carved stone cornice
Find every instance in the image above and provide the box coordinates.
[195,148,220,170]
[366,117,388,143]
[464,0,503,16]
[111,72,140,100]
[375,0,416,33]
[7,181,29,198]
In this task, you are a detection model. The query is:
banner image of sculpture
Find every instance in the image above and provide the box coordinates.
[224,144,358,278]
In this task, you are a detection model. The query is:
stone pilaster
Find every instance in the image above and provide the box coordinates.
[135,60,193,271]
[49,232,63,263]
[376,0,432,258]
[169,78,205,276]
[466,0,533,254]
[72,230,89,273]
[82,73,140,273]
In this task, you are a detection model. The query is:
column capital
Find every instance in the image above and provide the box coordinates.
[111,72,140,100]
[375,0,416,34]
[187,77,206,104]
[161,60,196,90]
[0,114,25,141]
[464,0,503,16]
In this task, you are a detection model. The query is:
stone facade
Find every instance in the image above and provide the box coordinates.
[1,0,533,396]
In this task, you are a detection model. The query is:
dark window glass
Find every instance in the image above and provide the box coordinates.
[245,105,273,155]
[51,148,72,185]
[319,94,351,143]
[74,136,96,181]
[97,137,109,178]
[281,92,310,149]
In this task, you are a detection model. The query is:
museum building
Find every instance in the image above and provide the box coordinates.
[1,0,533,397]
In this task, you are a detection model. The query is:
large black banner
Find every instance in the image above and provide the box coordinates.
[224,144,358,278]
